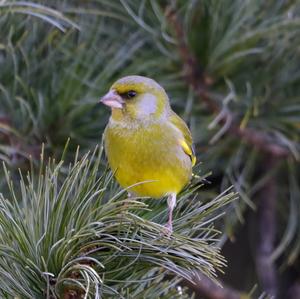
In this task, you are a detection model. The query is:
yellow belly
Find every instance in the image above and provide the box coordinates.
[104,121,192,198]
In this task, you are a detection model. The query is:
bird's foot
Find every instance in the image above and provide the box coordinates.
[162,222,173,237]
[123,192,134,210]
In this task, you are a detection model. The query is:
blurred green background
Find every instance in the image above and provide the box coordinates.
[0,1,300,298]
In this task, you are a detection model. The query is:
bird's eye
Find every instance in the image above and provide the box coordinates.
[126,90,136,99]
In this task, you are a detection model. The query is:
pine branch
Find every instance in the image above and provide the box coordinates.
[255,156,278,298]
[289,281,300,299]
[184,272,247,299]
[0,146,235,298]
[165,6,291,159]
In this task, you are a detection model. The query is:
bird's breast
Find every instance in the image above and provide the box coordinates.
[104,119,192,198]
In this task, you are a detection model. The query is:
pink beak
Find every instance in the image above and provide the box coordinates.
[99,90,124,109]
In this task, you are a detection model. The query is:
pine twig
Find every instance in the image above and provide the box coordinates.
[288,281,300,299]
[255,156,278,298]
[184,272,246,299]
[165,7,291,159]
[166,5,282,298]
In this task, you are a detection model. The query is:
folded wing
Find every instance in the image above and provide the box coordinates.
[169,111,196,166]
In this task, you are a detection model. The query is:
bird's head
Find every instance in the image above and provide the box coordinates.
[100,76,170,121]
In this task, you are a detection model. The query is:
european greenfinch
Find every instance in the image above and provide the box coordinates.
[101,75,196,233]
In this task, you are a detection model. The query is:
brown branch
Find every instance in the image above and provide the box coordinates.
[288,281,300,299]
[166,6,281,298]
[165,7,291,159]
[184,272,247,299]
[0,116,41,164]
[0,116,11,141]
[229,126,290,158]
[255,155,278,297]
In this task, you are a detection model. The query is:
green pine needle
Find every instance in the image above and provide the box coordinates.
[0,146,235,298]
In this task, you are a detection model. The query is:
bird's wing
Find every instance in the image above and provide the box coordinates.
[169,111,196,166]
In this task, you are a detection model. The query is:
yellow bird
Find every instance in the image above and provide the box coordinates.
[100,75,196,233]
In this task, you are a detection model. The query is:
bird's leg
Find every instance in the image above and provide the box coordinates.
[165,193,176,234]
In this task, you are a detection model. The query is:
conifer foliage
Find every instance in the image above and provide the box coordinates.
[0,1,299,298]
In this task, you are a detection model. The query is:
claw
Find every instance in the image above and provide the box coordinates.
[164,222,173,236]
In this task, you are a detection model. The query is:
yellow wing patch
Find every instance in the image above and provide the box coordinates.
[169,111,196,167]
[179,139,196,166]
